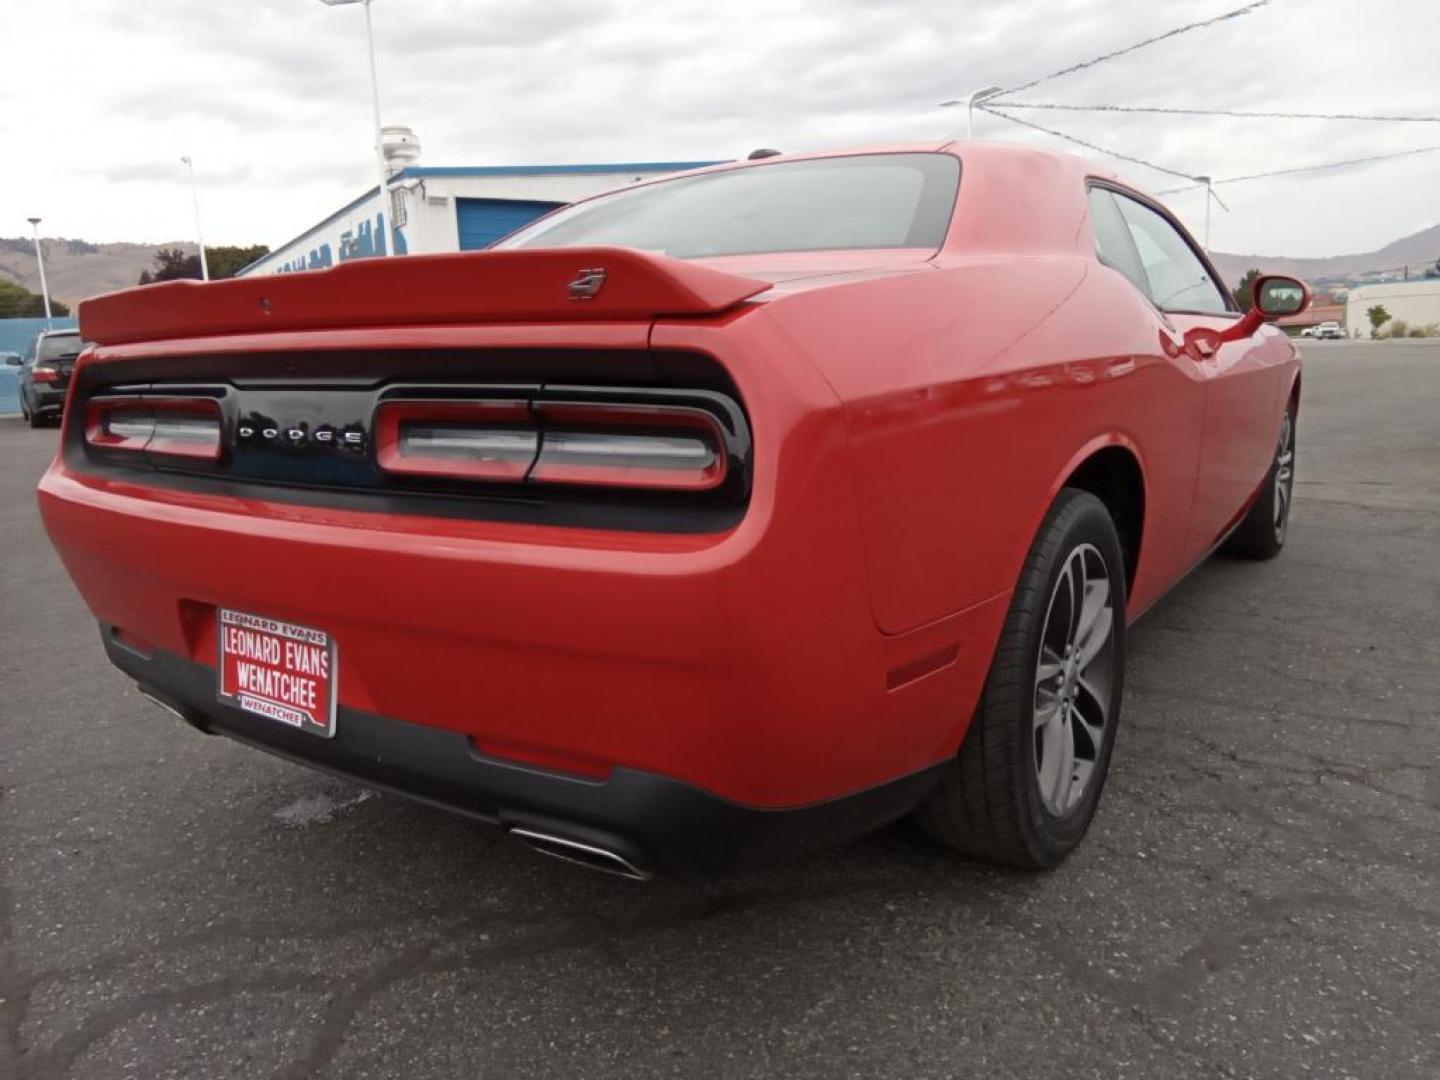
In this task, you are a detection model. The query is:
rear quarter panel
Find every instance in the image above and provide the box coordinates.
[758,255,1206,633]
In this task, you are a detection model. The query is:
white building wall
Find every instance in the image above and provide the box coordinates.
[1345,280,1440,336]
[401,186,462,255]
[248,188,392,276]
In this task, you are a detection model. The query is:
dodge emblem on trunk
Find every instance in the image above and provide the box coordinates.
[567,268,607,300]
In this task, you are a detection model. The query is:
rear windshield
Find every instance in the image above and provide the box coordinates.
[39,334,86,361]
[499,152,960,259]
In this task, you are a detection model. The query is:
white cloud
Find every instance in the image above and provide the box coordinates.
[2,0,1438,257]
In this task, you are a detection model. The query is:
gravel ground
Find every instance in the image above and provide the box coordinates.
[1,340,1437,1079]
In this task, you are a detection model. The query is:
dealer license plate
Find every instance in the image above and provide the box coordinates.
[216,609,337,738]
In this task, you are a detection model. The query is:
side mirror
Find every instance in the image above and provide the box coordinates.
[1252,275,1310,320]
[3,355,21,367]
[1205,274,1311,349]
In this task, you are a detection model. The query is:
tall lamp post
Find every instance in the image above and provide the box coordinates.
[1197,176,1213,248]
[1193,176,1228,249]
[26,217,53,326]
[180,156,210,281]
[319,0,393,257]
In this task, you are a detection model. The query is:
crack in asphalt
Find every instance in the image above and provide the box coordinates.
[0,844,26,1079]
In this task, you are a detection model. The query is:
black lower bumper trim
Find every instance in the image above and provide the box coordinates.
[102,626,945,876]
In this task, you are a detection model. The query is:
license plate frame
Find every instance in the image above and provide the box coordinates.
[216,609,337,738]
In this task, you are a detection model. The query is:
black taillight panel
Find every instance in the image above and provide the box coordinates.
[65,351,752,532]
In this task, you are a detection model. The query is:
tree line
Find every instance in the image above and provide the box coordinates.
[0,279,70,318]
[138,244,271,284]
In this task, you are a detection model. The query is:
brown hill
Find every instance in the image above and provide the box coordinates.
[0,238,197,308]
[1209,223,1440,287]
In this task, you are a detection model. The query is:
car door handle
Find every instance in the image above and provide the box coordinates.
[1159,329,1187,359]
[1180,326,1223,362]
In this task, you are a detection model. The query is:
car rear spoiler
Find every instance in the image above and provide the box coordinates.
[77,247,773,346]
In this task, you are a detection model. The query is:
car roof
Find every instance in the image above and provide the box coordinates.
[645,139,1116,183]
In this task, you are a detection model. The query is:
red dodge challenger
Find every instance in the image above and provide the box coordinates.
[38,144,1307,878]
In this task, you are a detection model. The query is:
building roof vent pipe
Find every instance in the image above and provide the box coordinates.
[382,125,421,175]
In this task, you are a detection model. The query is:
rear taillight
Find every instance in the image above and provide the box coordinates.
[85,397,222,460]
[374,396,731,492]
[31,366,58,384]
[530,402,725,491]
[374,400,536,481]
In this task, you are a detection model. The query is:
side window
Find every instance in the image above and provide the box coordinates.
[1112,193,1230,315]
[1087,187,1149,295]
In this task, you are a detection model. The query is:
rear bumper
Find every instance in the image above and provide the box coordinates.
[111,630,946,875]
[28,385,66,413]
[40,444,1005,811]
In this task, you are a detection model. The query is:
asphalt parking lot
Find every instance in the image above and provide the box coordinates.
[1,340,1437,1080]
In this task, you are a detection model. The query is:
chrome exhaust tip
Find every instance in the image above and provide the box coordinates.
[136,684,211,734]
[509,826,652,881]
[138,687,187,721]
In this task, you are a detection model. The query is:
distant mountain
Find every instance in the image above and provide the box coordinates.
[1210,224,1440,288]
[0,237,198,308]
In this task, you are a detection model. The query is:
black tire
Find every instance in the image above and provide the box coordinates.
[914,489,1127,869]
[28,404,46,429]
[1222,404,1295,560]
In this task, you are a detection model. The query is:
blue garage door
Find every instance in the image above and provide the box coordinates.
[455,198,564,250]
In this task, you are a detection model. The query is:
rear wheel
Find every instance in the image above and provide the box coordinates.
[1223,405,1295,560]
[27,400,46,429]
[915,489,1126,869]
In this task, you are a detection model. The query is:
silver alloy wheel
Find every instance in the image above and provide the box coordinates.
[1273,412,1295,543]
[1032,542,1116,817]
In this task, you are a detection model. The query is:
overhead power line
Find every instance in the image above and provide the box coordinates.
[987,101,1440,124]
[1217,144,1440,183]
[978,105,1199,181]
[1154,144,1440,194]
[982,102,1440,197]
[994,1,1270,99]
[1154,182,1208,197]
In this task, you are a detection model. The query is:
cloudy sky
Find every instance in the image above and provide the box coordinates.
[3,0,1438,257]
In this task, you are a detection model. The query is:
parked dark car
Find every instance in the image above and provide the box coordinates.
[20,330,89,428]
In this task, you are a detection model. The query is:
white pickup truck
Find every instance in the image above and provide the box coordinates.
[1307,321,1346,339]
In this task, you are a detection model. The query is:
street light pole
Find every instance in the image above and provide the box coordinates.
[26,217,53,327]
[1197,176,1212,248]
[180,156,210,281]
[1193,176,1228,249]
[319,0,393,257]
